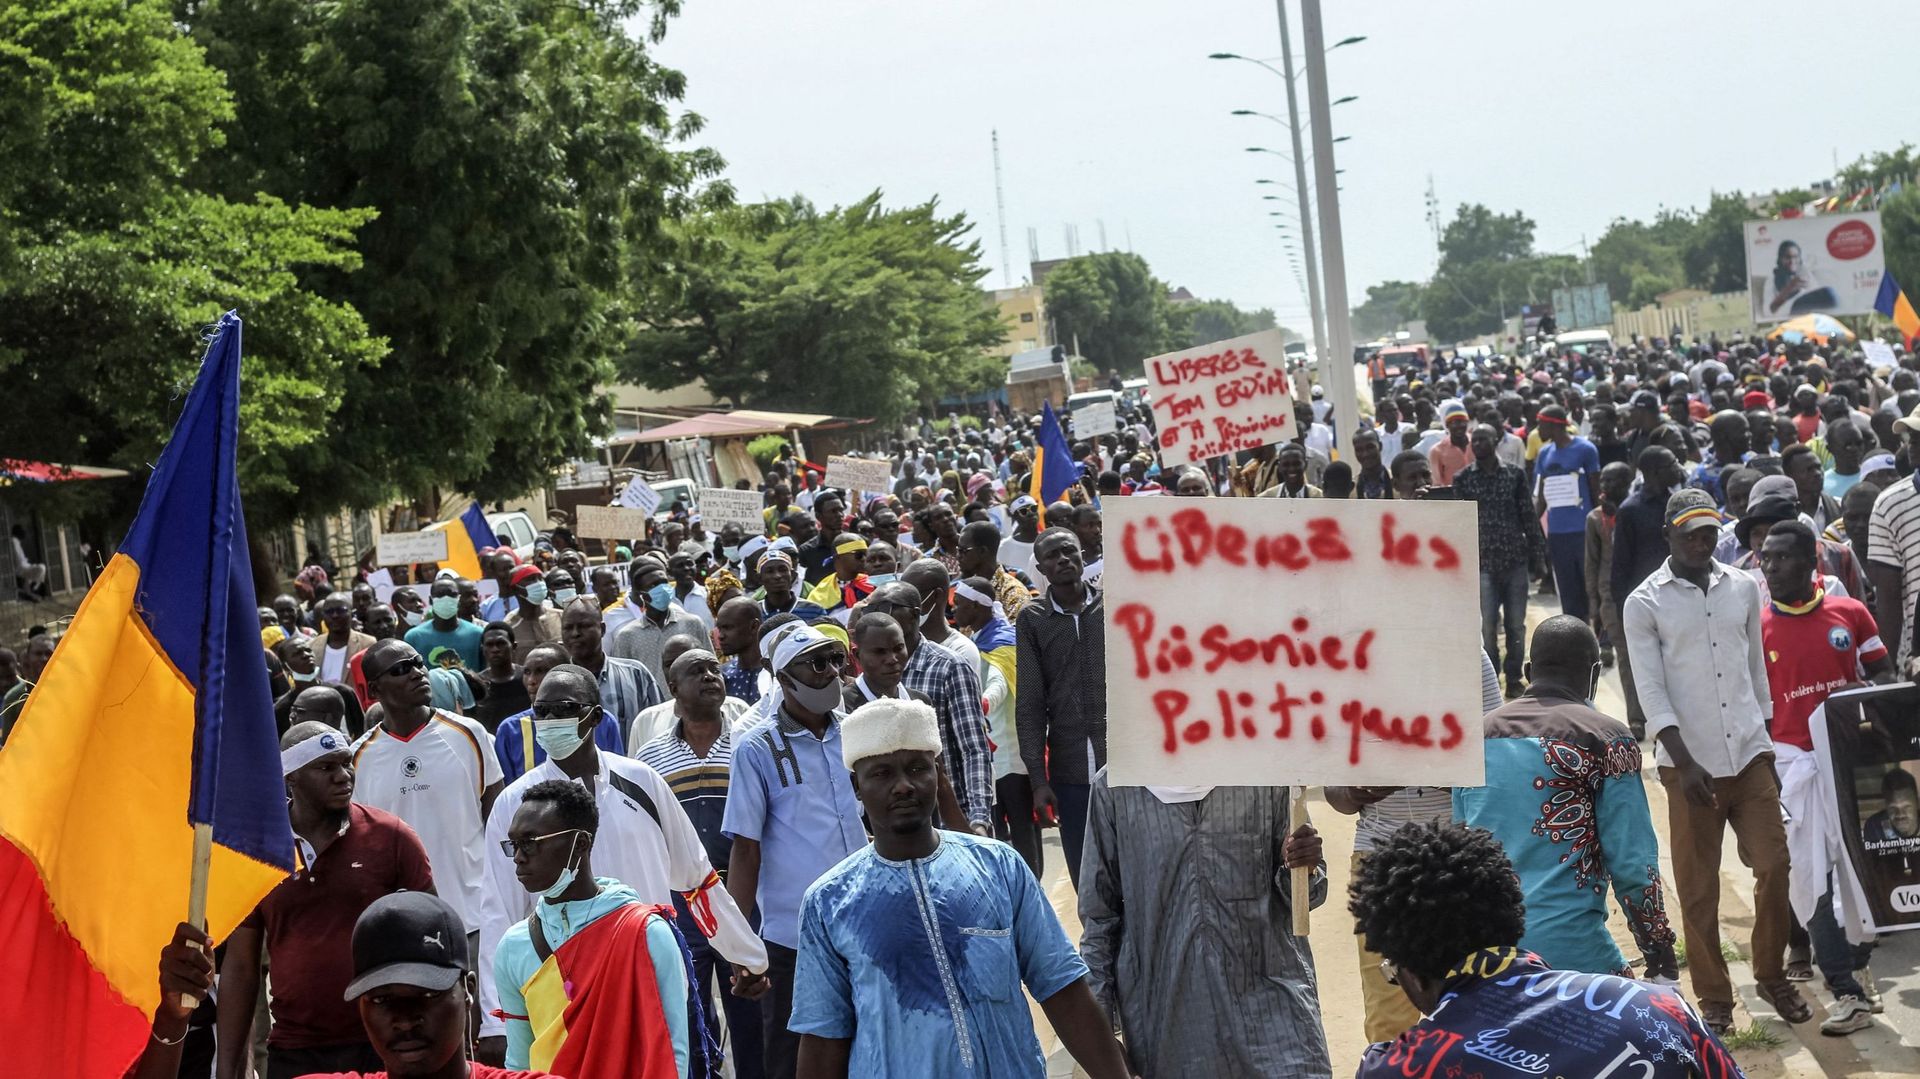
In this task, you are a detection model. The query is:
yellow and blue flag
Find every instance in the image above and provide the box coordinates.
[1874,272,1920,350]
[0,313,294,1075]
[1027,401,1078,527]
[427,500,498,579]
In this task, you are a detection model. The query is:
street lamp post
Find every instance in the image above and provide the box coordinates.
[1302,0,1359,446]
[1272,0,1329,395]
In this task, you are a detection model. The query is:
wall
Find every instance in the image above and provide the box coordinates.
[987,285,1047,359]
[1611,289,1754,344]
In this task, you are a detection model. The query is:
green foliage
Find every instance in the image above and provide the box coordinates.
[1721,1022,1783,1051]
[180,0,725,515]
[1438,204,1536,266]
[1880,187,1920,302]
[746,434,786,469]
[1043,252,1177,374]
[1683,193,1752,295]
[953,415,982,431]
[0,0,382,526]
[1351,280,1422,340]
[620,193,1007,423]
[1171,298,1279,348]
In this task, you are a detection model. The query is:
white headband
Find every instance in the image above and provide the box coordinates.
[952,580,1005,620]
[281,729,350,776]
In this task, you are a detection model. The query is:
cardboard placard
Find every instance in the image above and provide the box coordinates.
[375,530,451,567]
[575,504,650,541]
[366,568,394,603]
[1072,400,1119,438]
[702,487,766,531]
[1102,496,1484,787]
[824,455,894,496]
[615,476,661,515]
[1143,328,1294,467]
[1864,340,1898,371]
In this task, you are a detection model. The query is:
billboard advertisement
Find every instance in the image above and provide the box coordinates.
[1744,211,1885,324]
[1551,283,1613,330]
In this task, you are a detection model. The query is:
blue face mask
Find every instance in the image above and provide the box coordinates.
[523,582,549,605]
[646,582,675,611]
[534,715,589,761]
[430,595,460,621]
[723,545,741,563]
[540,830,589,900]
[866,572,898,586]
[553,588,578,607]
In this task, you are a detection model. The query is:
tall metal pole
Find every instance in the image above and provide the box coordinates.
[1275,1,1328,386]
[1301,0,1358,448]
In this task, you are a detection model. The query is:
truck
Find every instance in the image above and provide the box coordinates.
[1005,344,1072,414]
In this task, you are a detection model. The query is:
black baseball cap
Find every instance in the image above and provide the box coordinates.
[343,891,469,1001]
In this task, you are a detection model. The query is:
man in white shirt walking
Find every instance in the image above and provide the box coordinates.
[1623,488,1810,1035]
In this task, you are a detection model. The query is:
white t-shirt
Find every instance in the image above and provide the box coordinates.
[319,643,349,684]
[933,631,980,674]
[350,710,502,933]
[998,536,1037,584]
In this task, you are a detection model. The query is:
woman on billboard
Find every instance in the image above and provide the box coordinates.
[1768,239,1841,314]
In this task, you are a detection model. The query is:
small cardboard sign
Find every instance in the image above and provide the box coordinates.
[702,487,766,531]
[1073,400,1119,438]
[615,476,661,515]
[576,504,650,540]
[1143,328,1295,467]
[375,530,451,567]
[824,455,894,496]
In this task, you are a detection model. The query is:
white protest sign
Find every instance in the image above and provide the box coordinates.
[702,487,765,531]
[615,476,661,515]
[366,568,394,603]
[1072,400,1118,438]
[1542,473,1581,509]
[1143,328,1295,467]
[575,504,650,541]
[476,578,500,602]
[825,455,894,496]
[375,530,450,567]
[1864,339,1898,371]
[1103,496,1484,787]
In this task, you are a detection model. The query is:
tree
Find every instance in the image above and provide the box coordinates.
[1350,280,1422,340]
[1043,252,1177,374]
[1171,298,1279,348]
[180,0,725,513]
[619,193,1008,422]
[1681,192,1750,295]
[1437,204,1535,267]
[0,0,382,526]
[1589,215,1689,308]
[1880,187,1920,306]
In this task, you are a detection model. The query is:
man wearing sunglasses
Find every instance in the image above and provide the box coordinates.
[723,626,870,1079]
[351,639,504,972]
[477,663,767,1066]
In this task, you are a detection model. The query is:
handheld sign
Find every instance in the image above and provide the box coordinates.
[575,504,650,542]
[1102,496,1484,788]
[1864,339,1898,371]
[1073,400,1118,439]
[825,455,893,497]
[375,530,450,567]
[615,476,661,515]
[366,568,395,603]
[1143,328,1294,468]
[702,487,765,532]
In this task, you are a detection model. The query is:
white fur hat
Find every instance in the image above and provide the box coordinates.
[841,698,942,770]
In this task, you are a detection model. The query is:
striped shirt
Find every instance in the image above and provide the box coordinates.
[636,723,736,871]
[902,641,994,826]
[1868,477,1920,667]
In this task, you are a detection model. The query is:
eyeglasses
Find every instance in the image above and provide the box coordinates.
[1379,958,1400,987]
[796,650,848,675]
[498,828,591,859]
[375,657,426,680]
[530,700,592,720]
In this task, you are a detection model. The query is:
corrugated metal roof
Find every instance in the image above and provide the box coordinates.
[609,409,862,445]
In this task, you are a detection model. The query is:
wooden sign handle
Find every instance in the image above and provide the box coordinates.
[1290,786,1311,938]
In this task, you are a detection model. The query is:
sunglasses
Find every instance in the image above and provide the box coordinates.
[376,657,426,680]
[531,700,592,720]
[797,650,848,675]
[499,827,590,859]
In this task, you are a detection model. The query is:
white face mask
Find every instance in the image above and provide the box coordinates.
[401,609,425,627]
[540,830,590,899]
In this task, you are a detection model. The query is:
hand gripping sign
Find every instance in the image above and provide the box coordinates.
[1103,496,1485,789]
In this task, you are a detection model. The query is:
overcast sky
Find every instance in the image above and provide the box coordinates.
[649,0,1913,333]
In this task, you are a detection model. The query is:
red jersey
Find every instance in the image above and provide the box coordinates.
[1760,591,1885,750]
[304,1067,552,1078]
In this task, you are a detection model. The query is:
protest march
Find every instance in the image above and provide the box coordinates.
[15,2,1920,1078]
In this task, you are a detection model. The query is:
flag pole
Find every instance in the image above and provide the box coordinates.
[1290,786,1311,937]
[178,822,214,1008]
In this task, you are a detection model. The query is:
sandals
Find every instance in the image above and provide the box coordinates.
[1701,1001,1735,1036]
[1758,980,1814,1024]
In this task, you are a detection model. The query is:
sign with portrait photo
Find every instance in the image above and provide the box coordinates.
[1817,682,1920,935]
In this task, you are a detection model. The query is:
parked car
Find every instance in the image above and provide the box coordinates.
[486,510,537,562]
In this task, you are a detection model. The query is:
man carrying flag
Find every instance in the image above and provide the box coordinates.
[1028,401,1078,527]
[0,313,294,1076]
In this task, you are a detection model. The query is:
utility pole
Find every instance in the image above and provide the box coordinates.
[1301,0,1358,447]
[991,130,1012,288]
[1275,1,1329,397]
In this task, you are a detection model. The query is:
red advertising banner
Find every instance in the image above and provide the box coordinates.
[1143,328,1295,467]
[1103,496,1485,787]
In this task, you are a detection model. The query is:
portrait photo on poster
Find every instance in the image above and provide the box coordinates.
[1821,682,1920,933]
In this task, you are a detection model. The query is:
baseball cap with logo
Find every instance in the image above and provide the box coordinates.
[342,891,469,1001]
[1665,488,1723,534]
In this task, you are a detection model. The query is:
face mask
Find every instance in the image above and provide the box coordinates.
[783,673,844,714]
[430,596,460,620]
[646,582,674,611]
[553,588,578,606]
[866,572,898,586]
[523,582,549,605]
[290,669,317,684]
[723,545,741,562]
[541,831,587,900]
[401,609,425,627]
[534,715,590,761]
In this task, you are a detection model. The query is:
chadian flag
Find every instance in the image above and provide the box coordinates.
[427,500,498,579]
[0,313,294,1076]
[1027,401,1078,527]
[1874,273,1920,348]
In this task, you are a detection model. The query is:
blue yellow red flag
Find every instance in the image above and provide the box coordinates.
[1028,401,1078,527]
[1874,272,1920,349]
[427,499,498,578]
[0,313,294,1076]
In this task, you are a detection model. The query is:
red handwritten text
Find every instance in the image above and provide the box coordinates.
[1121,509,1353,573]
[1150,682,1464,765]
[1151,346,1265,388]
[1113,604,1374,679]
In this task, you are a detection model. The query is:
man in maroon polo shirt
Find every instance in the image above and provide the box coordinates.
[215,722,436,1079]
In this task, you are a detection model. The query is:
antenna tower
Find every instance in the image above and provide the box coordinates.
[991,130,1012,287]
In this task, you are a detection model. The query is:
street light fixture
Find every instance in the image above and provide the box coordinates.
[1333,95,1358,106]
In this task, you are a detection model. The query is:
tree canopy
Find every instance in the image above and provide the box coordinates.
[618,193,1008,422]
[1170,298,1283,349]
[1042,252,1180,374]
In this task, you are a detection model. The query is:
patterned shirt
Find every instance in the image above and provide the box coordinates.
[721,656,764,704]
[1452,459,1542,574]
[1452,689,1676,976]
[902,641,994,826]
[1357,948,1743,1079]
